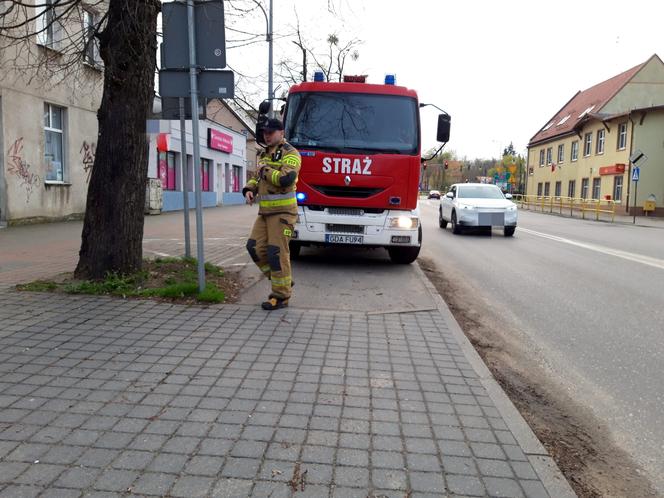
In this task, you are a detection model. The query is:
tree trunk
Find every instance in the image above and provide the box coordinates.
[75,0,160,280]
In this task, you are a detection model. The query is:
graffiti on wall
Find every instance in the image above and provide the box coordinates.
[7,138,41,202]
[80,141,96,182]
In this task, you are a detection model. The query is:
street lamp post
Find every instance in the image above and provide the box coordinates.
[253,0,274,116]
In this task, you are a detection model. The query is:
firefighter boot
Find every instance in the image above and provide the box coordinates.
[261,297,289,310]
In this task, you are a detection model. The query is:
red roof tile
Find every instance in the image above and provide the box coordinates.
[529,58,650,145]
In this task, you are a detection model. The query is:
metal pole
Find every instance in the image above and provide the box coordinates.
[179,97,191,259]
[633,179,638,224]
[187,0,206,292]
[267,0,274,117]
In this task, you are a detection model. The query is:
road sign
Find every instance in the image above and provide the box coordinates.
[632,167,640,182]
[629,149,647,167]
[159,69,234,98]
[161,1,226,69]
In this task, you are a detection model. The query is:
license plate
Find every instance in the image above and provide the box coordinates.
[325,234,364,244]
[478,212,505,225]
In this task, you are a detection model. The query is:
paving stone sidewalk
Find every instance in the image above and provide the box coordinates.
[0,291,555,498]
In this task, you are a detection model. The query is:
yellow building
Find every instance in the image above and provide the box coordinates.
[527,54,664,216]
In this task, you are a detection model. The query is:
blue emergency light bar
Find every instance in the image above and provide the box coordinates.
[296,192,307,202]
[385,74,396,85]
[313,71,325,82]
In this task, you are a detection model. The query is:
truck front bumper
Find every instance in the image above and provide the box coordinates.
[293,206,421,248]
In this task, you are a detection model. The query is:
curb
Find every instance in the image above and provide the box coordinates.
[414,263,577,498]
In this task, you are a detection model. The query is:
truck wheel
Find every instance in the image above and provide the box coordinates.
[504,226,516,237]
[451,211,462,234]
[289,241,302,259]
[439,208,448,228]
[388,246,420,264]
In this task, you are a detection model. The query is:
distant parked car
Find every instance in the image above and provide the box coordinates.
[439,183,517,236]
[427,190,441,199]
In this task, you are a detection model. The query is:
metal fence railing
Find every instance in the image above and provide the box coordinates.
[512,195,617,222]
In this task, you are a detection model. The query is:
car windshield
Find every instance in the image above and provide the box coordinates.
[284,91,419,155]
[457,186,505,199]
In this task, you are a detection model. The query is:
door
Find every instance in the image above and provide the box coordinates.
[442,186,456,220]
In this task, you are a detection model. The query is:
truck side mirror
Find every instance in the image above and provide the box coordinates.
[437,114,451,143]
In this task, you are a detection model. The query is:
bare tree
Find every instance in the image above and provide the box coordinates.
[1,0,160,279]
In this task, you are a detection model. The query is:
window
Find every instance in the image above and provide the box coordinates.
[592,178,601,200]
[544,182,550,197]
[201,158,211,191]
[158,151,177,191]
[546,147,552,165]
[557,144,565,164]
[36,0,62,50]
[581,178,589,199]
[596,129,605,154]
[613,176,623,202]
[285,92,418,154]
[618,122,627,150]
[232,165,242,192]
[44,103,65,182]
[568,180,576,198]
[537,182,543,196]
[571,141,579,161]
[82,10,101,66]
[555,181,562,197]
[539,149,545,167]
[583,133,592,156]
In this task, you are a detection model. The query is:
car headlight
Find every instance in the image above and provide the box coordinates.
[389,216,419,229]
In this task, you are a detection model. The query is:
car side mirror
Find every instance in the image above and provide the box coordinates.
[437,114,451,142]
[446,192,454,199]
[505,193,513,200]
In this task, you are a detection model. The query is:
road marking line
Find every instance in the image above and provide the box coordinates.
[519,227,664,270]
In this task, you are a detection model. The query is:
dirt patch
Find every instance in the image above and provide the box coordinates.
[419,256,659,498]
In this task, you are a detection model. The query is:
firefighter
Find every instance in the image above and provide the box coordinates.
[243,118,301,310]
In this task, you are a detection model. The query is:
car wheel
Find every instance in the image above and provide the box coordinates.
[504,226,516,237]
[451,211,462,234]
[439,208,448,228]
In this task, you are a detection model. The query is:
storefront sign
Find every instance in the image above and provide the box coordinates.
[599,164,625,175]
[207,129,233,153]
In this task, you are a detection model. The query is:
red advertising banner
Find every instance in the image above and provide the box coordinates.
[599,164,626,175]
[207,128,233,153]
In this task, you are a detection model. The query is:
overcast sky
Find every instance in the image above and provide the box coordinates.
[226,0,664,160]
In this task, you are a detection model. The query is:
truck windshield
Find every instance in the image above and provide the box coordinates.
[284,92,418,155]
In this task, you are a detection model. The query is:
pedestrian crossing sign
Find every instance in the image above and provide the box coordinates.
[632,167,640,182]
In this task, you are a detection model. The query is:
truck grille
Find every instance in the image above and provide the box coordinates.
[326,224,365,234]
[313,185,383,198]
[328,207,364,216]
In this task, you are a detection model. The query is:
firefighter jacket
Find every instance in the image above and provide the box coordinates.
[243,140,301,216]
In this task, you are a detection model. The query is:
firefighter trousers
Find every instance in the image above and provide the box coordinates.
[246,213,297,300]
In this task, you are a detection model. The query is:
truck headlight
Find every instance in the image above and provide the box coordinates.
[389,216,419,229]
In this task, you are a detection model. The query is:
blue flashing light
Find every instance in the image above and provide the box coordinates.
[385,74,396,85]
[296,192,307,202]
[313,71,325,82]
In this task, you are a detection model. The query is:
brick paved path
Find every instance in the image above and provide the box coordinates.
[0,291,553,498]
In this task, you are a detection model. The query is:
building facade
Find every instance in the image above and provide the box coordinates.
[0,2,104,225]
[527,54,664,216]
[206,99,260,179]
[147,119,248,211]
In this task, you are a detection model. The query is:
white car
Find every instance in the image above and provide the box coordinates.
[439,183,517,236]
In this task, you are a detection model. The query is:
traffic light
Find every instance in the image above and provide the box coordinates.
[444,161,449,170]
[423,161,427,170]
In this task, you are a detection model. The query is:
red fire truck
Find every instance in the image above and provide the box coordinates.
[259,72,450,264]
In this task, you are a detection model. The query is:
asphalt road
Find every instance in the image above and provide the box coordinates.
[419,199,664,493]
